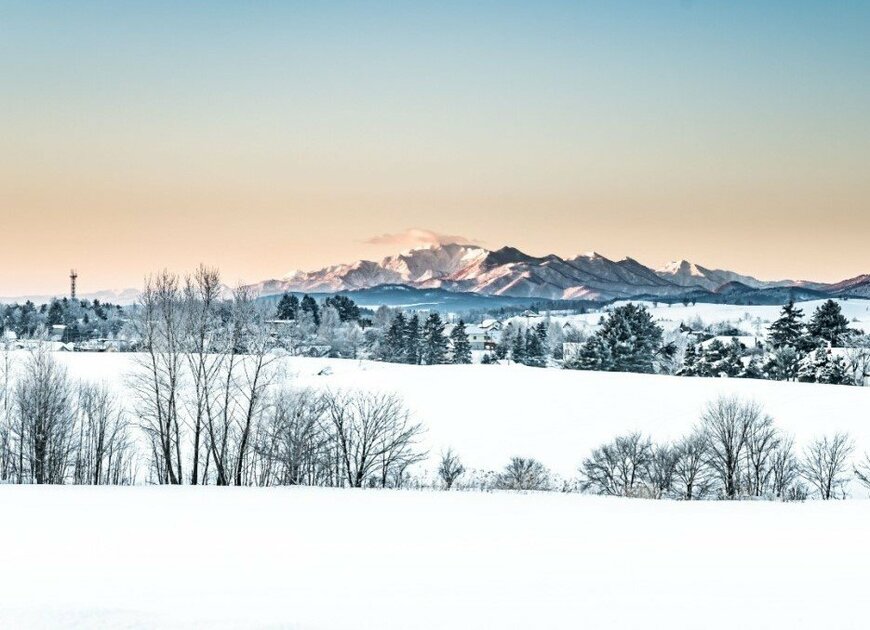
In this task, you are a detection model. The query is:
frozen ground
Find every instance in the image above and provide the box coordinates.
[49,353,870,484]
[3,343,870,628]
[1,486,869,629]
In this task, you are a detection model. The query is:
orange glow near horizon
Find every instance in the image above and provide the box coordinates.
[1,2,868,296]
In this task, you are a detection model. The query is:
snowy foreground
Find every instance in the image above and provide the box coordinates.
[1,486,869,629]
[4,352,870,628]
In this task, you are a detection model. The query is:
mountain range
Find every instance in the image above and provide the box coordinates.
[249,243,870,304]
[3,244,866,307]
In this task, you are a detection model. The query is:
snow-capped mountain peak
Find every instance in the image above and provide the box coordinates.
[243,242,863,303]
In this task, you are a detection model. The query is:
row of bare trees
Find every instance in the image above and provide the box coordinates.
[254,389,426,488]
[129,267,427,487]
[131,267,276,485]
[579,396,861,500]
[0,348,136,485]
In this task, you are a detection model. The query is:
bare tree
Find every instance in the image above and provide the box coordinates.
[580,432,652,497]
[0,339,13,481]
[770,435,802,500]
[74,382,136,485]
[801,432,854,500]
[182,264,224,484]
[255,387,332,486]
[845,336,870,386]
[324,390,425,488]
[701,396,765,499]
[672,429,712,500]
[744,414,779,497]
[438,448,465,490]
[131,270,184,484]
[496,457,551,491]
[231,289,277,486]
[648,443,678,499]
[854,453,870,491]
[14,349,76,484]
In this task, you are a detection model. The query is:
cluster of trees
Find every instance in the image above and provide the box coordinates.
[564,304,670,373]
[275,293,366,328]
[763,300,863,384]
[271,292,368,358]
[121,267,428,486]
[256,389,425,488]
[579,396,864,501]
[0,298,126,342]
[376,311,471,365]
[678,338,763,379]
[557,299,866,386]
[434,450,560,492]
[0,348,137,485]
[679,300,866,385]
[489,321,549,367]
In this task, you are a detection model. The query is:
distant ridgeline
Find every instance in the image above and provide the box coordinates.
[247,243,870,309]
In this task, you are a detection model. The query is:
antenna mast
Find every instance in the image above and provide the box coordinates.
[70,269,78,299]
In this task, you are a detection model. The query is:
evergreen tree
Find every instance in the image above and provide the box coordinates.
[798,348,853,385]
[300,295,320,326]
[450,320,472,364]
[382,312,407,362]
[535,321,548,344]
[765,346,801,381]
[807,300,852,347]
[511,326,527,364]
[739,355,764,379]
[523,328,546,367]
[722,338,745,377]
[422,313,449,365]
[768,300,805,350]
[47,300,64,327]
[573,304,663,373]
[818,353,853,385]
[324,295,361,322]
[566,334,614,371]
[404,314,421,364]
[495,324,514,360]
[677,343,699,376]
[276,293,299,320]
[697,340,726,377]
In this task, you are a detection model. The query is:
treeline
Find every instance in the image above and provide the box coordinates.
[578,396,859,501]
[562,300,869,386]
[0,298,125,341]
[433,395,870,501]
[376,312,471,365]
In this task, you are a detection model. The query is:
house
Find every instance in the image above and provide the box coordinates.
[464,325,492,351]
[479,319,502,332]
[478,319,503,344]
[444,324,497,351]
[49,325,67,342]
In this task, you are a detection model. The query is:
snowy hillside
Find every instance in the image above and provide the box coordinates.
[46,352,870,481]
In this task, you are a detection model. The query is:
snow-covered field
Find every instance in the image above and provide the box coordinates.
[1,486,869,629]
[49,352,870,482]
[3,339,870,629]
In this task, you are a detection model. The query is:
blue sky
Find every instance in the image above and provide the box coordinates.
[1,1,868,292]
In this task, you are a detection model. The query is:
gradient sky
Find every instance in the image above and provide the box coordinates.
[1,1,869,295]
